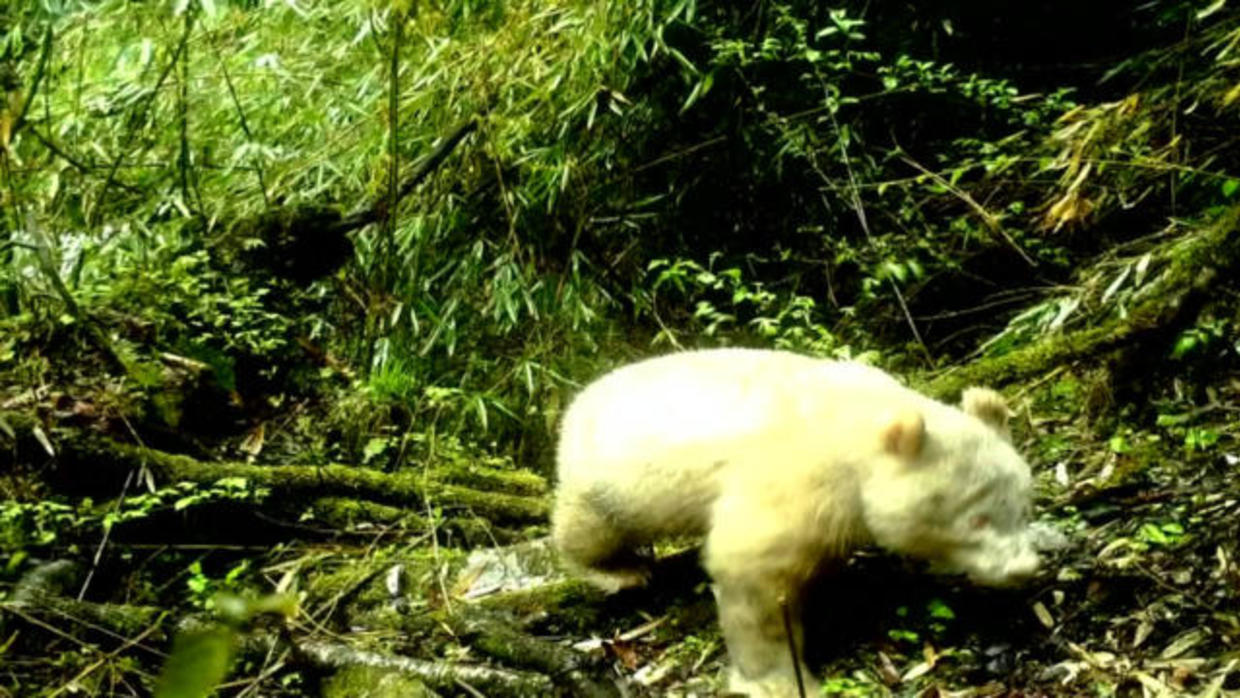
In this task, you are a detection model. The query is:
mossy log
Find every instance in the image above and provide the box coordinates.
[2,580,558,698]
[305,497,531,546]
[284,636,557,696]
[920,211,1240,399]
[1,561,169,645]
[321,665,439,698]
[0,412,548,527]
[444,612,621,698]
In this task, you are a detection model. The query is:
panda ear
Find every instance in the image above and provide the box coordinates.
[961,387,1013,438]
[881,411,925,460]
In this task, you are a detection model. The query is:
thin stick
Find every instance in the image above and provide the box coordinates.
[899,154,1035,267]
[779,595,806,698]
[818,107,932,364]
[78,469,135,601]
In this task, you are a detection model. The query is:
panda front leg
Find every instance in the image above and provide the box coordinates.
[705,499,817,697]
[712,575,811,697]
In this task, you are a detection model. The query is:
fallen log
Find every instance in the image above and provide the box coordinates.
[0,412,548,528]
[305,497,529,546]
[290,637,555,696]
[445,612,620,698]
[2,561,575,697]
[922,210,1240,399]
[1,561,169,649]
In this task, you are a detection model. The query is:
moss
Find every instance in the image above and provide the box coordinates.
[920,209,1240,399]
[51,433,549,527]
[320,665,436,698]
[308,497,418,528]
[305,548,467,607]
[428,461,548,497]
[305,497,521,545]
[476,578,605,626]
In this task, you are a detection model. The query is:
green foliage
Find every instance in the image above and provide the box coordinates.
[645,256,862,357]
[1183,426,1221,451]
[1169,316,1229,360]
[154,592,296,697]
[3,0,1112,452]
[818,674,878,696]
[926,598,955,621]
[1156,403,1228,452]
[153,624,235,698]
[3,0,1240,695]
[1108,433,1133,455]
[1,0,1237,462]
[0,498,84,549]
[0,478,268,551]
[887,599,956,647]
[186,560,253,609]
[4,0,1229,457]
[887,628,919,644]
[1135,521,1187,548]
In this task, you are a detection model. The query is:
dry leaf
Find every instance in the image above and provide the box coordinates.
[1033,601,1055,629]
[1160,629,1207,659]
[903,660,933,682]
[31,424,54,457]
[876,650,901,686]
[239,423,266,461]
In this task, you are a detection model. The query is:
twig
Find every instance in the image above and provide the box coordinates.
[286,636,555,694]
[78,468,136,601]
[207,27,270,206]
[393,118,479,207]
[320,118,479,237]
[47,614,166,698]
[820,108,932,364]
[175,6,203,214]
[899,154,1036,267]
[1,603,165,665]
[779,595,806,698]
[631,135,727,174]
[381,7,403,288]
[26,127,143,194]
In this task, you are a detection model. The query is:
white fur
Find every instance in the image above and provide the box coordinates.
[552,348,1040,697]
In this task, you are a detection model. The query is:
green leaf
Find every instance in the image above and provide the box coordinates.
[1170,333,1199,359]
[1108,435,1130,454]
[1222,178,1240,199]
[154,625,237,698]
[680,73,714,114]
[887,628,919,643]
[927,598,955,620]
[1197,0,1227,20]
[1138,523,1169,545]
[362,437,389,462]
[1155,412,1191,427]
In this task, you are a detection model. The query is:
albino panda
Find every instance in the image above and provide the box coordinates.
[551,348,1042,698]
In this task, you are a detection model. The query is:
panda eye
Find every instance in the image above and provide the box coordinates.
[969,514,991,530]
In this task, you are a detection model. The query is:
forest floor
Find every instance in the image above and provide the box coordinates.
[4,338,1240,697]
